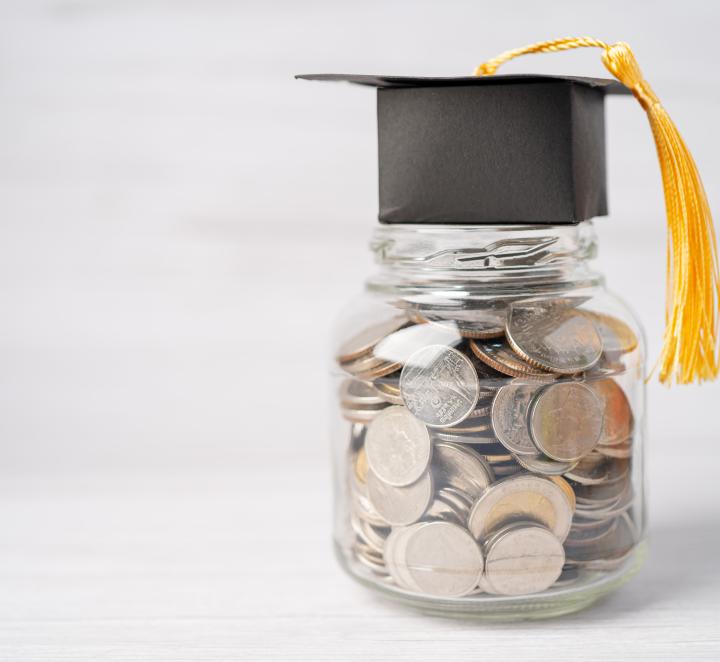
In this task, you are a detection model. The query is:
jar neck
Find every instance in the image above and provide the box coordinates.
[366,223,604,298]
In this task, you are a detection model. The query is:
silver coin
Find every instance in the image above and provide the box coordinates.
[432,431,498,445]
[373,381,405,405]
[373,321,462,364]
[468,473,573,542]
[420,307,507,340]
[350,489,387,528]
[491,383,542,456]
[341,406,389,425]
[336,315,409,363]
[400,345,480,428]
[424,498,465,525]
[506,303,603,374]
[366,469,433,526]
[529,382,603,462]
[402,521,484,598]
[564,452,610,485]
[514,452,578,476]
[365,406,432,487]
[483,522,565,596]
[596,439,632,459]
[350,512,388,553]
[436,485,475,514]
[565,512,637,565]
[384,524,424,591]
[432,441,494,499]
[340,379,386,408]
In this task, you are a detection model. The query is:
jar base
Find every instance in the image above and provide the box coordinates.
[334,539,647,621]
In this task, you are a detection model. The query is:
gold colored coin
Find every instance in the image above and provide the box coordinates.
[582,311,639,357]
[469,338,555,380]
[354,447,369,485]
[549,475,576,512]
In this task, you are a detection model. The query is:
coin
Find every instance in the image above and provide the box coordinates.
[468,473,573,542]
[365,406,432,487]
[596,439,632,459]
[432,441,494,499]
[514,452,578,476]
[582,310,639,357]
[400,345,480,427]
[373,320,462,364]
[418,307,507,340]
[549,476,576,511]
[589,379,634,446]
[564,452,609,486]
[402,521,484,597]
[425,497,465,525]
[432,431,498,445]
[341,407,388,425]
[373,383,405,406]
[384,525,419,591]
[444,419,492,434]
[340,379,385,408]
[355,359,404,381]
[491,383,542,456]
[469,338,554,380]
[565,512,637,566]
[529,382,603,462]
[506,303,603,374]
[367,469,433,526]
[336,315,409,363]
[483,522,565,596]
[353,446,369,485]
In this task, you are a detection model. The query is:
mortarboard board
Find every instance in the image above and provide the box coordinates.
[298,73,630,225]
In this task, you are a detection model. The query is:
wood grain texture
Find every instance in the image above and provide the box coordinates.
[0,1,719,659]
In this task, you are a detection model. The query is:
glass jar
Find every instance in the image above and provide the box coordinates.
[331,222,646,620]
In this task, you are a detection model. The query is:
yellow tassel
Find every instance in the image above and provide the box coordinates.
[475,37,720,385]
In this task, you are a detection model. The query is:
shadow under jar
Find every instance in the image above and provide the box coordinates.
[332,223,646,620]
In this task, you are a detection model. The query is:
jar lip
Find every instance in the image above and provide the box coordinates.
[371,222,597,268]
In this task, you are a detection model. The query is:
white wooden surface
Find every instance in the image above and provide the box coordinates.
[1,1,720,659]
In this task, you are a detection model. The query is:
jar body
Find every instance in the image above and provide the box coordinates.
[331,223,646,619]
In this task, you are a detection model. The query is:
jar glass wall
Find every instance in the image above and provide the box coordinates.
[331,223,646,620]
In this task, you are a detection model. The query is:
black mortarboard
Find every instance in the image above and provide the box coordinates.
[297,74,630,225]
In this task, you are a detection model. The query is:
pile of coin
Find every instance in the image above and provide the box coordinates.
[337,297,640,599]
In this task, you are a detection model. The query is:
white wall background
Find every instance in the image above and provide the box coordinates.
[0,2,719,658]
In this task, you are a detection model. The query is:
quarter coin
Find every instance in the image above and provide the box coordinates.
[365,406,432,487]
[400,345,480,427]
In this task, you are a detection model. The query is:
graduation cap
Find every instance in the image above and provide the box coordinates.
[299,37,719,386]
[297,73,629,225]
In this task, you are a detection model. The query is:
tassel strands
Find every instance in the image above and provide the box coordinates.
[475,37,720,385]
